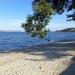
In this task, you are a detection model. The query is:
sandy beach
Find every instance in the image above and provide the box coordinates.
[0,42,75,75]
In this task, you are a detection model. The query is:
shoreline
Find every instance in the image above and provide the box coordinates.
[1,41,75,52]
[0,38,75,52]
[0,42,75,75]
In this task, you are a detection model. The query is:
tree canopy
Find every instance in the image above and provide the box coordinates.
[33,0,75,20]
[22,0,75,38]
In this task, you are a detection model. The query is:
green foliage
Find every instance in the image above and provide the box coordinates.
[33,0,52,16]
[22,0,75,38]
[22,0,52,38]
[22,15,34,33]
[33,0,75,21]
[51,0,75,21]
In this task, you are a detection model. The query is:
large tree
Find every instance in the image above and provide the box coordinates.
[33,0,75,20]
[22,0,75,38]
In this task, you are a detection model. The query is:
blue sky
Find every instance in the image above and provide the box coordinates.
[0,0,75,31]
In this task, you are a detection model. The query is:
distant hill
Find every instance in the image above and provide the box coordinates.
[56,28,75,32]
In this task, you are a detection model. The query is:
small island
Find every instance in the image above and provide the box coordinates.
[56,28,75,32]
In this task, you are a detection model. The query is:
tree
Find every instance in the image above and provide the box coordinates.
[52,0,75,21]
[22,0,52,38]
[33,0,75,21]
[22,0,75,38]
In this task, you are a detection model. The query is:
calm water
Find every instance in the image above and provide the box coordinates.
[0,32,75,51]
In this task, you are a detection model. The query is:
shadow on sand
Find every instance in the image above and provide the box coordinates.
[60,56,75,75]
[0,42,75,74]
[0,42,75,61]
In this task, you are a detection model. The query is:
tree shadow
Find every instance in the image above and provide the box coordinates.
[0,42,75,61]
[60,56,75,75]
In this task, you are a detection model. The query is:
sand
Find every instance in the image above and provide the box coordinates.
[0,42,75,75]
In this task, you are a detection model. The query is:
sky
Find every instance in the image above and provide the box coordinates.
[0,0,75,32]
